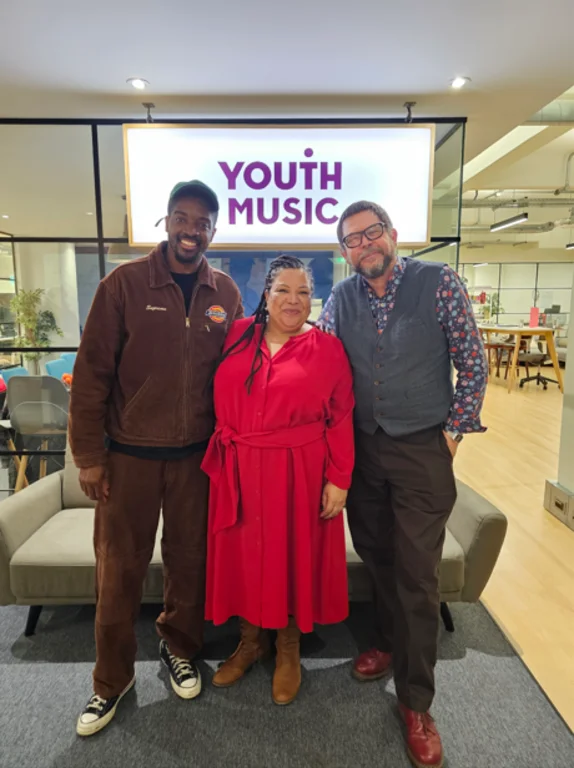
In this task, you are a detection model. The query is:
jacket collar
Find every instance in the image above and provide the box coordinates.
[148,242,217,290]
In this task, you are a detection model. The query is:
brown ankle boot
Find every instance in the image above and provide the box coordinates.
[272,617,301,705]
[212,619,270,688]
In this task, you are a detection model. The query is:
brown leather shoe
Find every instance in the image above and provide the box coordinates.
[352,648,392,681]
[212,619,270,688]
[398,703,444,768]
[272,617,301,705]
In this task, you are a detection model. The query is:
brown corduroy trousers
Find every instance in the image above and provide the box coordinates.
[92,451,208,698]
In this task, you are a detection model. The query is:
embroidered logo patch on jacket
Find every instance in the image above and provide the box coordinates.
[205,305,227,324]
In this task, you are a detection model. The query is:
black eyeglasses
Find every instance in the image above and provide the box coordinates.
[342,222,388,249]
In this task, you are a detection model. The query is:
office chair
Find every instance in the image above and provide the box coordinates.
[519,337,558,391]
[6,375,70,491]
[1,366,29,384]
[45,357,73,380]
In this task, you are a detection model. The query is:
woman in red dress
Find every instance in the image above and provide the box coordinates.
[201,255,354,705]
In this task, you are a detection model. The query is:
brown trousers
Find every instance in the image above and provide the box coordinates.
[93,451,209,698]
[346,425,457,712]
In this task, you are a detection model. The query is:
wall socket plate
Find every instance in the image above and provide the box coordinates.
[544,480,574,531]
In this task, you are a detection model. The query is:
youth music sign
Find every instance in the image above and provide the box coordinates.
[123,124,435,248]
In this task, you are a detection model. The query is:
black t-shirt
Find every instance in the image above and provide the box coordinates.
[107,269,203,461]
[171,271,197,315]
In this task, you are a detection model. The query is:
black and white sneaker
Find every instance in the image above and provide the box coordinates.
[76,677,135,737]
[159,639,202,700]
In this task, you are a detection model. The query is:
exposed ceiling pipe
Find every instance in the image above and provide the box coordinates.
[461,214,574,234]
[460,240,539,248]
[526,100,574,124]
[451,196,574,209]
[554,152,574,195]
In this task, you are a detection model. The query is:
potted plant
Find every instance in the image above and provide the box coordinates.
[9,289,63,374]
[486,292,504,321]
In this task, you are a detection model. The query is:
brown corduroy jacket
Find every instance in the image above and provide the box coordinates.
[69,243,243,468]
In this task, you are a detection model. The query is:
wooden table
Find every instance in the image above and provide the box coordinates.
[478,326,564,393]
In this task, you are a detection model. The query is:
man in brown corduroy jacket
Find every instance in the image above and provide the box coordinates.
[70,180,243,737]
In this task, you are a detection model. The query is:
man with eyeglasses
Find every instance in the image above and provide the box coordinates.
[317,201,486,768]
[69,180,243,736]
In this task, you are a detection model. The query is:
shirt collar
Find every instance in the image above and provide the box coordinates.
[361,255,406,296]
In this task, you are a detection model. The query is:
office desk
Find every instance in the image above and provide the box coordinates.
[478,326,564,394]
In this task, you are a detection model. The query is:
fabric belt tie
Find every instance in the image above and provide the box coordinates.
[201,421,325,533]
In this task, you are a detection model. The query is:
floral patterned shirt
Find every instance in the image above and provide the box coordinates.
[316,257,487,434]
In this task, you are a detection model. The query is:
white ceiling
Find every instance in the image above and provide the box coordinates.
[1,0,574,164]
[2,0,574,258]
[469,130,574,190]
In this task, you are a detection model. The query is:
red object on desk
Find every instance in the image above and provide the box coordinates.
[529,307,540,327]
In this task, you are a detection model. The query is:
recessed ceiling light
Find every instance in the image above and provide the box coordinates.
[451,76,470,89]
[127,77,149,90]
[86,212,93,216]
[1,215,8,219]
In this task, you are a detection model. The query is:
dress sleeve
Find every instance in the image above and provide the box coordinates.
[325,341,355,490]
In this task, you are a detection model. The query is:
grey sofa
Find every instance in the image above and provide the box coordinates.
[555,335,568,365]
[0,448,508,635]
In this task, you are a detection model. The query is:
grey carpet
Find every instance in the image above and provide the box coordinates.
[0,602,571,768]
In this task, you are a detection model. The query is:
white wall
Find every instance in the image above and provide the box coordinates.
[462,260,573,328]
[14,243,81,350]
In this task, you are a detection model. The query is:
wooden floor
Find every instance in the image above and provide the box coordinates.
[456,375,574,731]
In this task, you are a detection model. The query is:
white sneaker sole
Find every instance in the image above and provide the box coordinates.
[169,666,202,700]
[76,676,135,737]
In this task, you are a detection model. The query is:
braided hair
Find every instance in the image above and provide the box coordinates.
[219,254,314,393]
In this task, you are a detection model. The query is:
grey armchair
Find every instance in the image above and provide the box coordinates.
[0,447,507,635]
[345,480,508,630]
[0,447,164,635]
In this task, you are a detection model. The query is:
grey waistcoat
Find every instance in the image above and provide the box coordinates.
[333,258,453,437]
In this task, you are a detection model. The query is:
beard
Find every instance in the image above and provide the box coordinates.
[355,248,394,279]
[169,234,206,265]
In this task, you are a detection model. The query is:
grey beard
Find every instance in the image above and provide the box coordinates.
[356,252,393,279]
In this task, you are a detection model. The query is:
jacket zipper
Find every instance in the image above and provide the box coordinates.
[183,281,202,440]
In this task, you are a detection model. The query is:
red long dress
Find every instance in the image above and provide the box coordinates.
[202,318,355,633]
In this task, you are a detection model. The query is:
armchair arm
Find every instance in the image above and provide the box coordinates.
[0,471,64,605]
[447,480,508,602]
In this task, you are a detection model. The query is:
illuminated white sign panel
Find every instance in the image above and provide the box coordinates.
[124,124,434,248]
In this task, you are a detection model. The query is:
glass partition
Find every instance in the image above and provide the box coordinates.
[98,125,129,239]
[0,240,17,368]
[0,125,96,238]
[206,250,348,318]
[460,260,573,326]
[0,117,466,346]
[430,123,464,244]
[0,116,469,492]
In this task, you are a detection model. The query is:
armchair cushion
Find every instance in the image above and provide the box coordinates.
[10,509,163,602]
[0,471,63,605]
[343,480,506,604]
[344,514,466,601]
[447,481,508,602]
